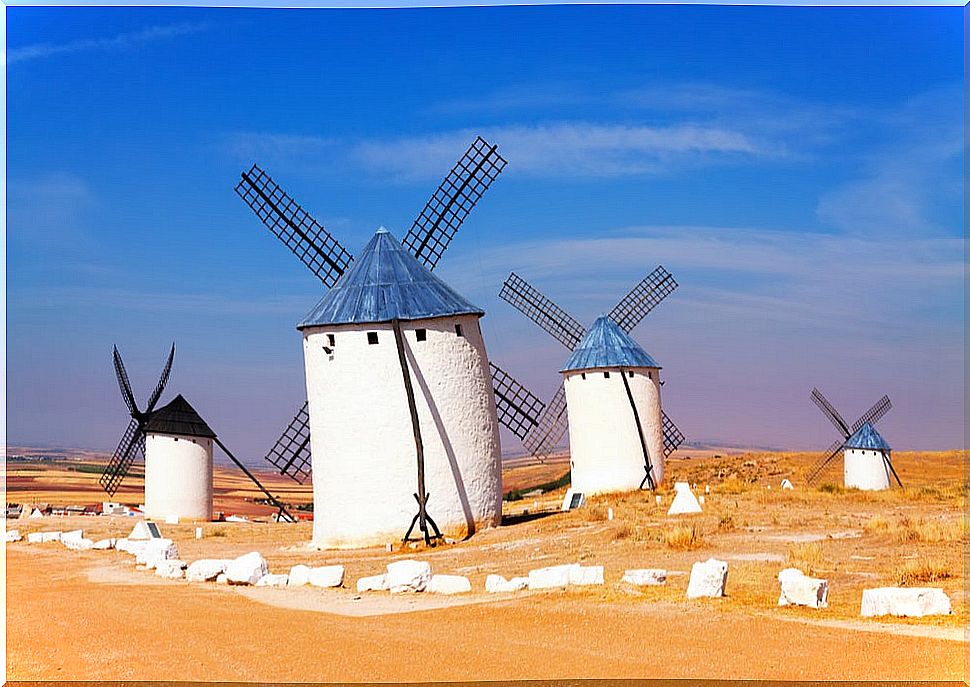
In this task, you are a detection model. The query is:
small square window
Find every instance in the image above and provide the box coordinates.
[581,373,586,380]
[415,328,427,342]
[603,371,610,379]
[327,334,335,347]
[628,371,634,378]
[367,332,379,345]
[454,324,463,337]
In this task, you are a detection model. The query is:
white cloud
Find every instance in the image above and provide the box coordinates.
[6,22,210,66]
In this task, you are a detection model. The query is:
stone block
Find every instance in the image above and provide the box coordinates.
[155,559,187,579]
[386,559,432,593]
[256,573,290,587]
[429,574,472,594]
[622,569,667,586]
[225,551,268,585]
[528,564,578,590]
[356,574,388,592]
[686,558,728,598]
[308,565,344,588]
[185,559,232,582]
[861,587,951,617]
[287,564,312,587]
[778,568,828,608]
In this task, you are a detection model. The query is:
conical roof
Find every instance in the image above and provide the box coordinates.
[561,316,661,372]
[844,422,890,451]
[144,395,216,439]
[298,228,484,329]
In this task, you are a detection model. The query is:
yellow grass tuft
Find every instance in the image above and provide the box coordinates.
[895,557,953,586]
[786,541,825,575]
[663,524,704,550]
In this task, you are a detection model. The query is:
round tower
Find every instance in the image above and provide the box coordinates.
[142,395,215,521]
[299,228,502,548]
[843,422,892,491]
[561,316,665,495]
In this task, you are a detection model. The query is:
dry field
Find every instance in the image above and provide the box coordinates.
[5,448,966,681]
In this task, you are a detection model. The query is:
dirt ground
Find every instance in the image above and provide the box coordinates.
[5,449,966,681]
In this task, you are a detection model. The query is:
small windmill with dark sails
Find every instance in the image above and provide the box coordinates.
[498,267,685,492]
[235,137,545,547]
[100,344,293,521]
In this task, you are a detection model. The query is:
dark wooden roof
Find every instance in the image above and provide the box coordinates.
[144,395,217,439]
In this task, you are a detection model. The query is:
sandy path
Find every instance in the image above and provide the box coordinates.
[6,548,962,681]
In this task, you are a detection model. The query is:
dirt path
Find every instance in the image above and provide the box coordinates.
[6,548,962,681]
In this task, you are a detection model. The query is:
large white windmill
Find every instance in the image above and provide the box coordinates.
[235,138,547,548]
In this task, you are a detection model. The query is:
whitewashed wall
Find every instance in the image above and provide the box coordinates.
[563,366,665,494]
[303,314,502,548]
[844,448,891,490]
[144,433,213,520]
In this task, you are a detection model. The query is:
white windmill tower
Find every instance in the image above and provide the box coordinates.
[235,138,547,547]
[806,388,901,490]
[559,316,666,494]
[498,269,685,490]
[100,345,295,522]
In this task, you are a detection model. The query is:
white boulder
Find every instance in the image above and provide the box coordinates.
[356,574,388,592]
[668,482,703,515]
[155,560,187,579]
[91,538,116,550]
[429,574,472,594]
[224,551,268,585]
[308,565,345,588]
[135,539,179,568]
[256,573,290,587]
[185,559,232,582]
[686,558,728,598]
[60,530,85,545]
[64,537,95,551]
[778,568,828,608]
[568,565,605,586]
[287,564,312,587]
[528,564,578,590]
[622,569,667,586]
[386,559,432,593]
[781,479,794,490]
[861,587,951,617]
[27,531,62,544]
[6,530,22,543]
[485,574,530,593]
[216,573,228,585]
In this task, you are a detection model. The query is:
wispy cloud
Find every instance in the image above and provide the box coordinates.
[7,22,210,65]
[7,173,97,251]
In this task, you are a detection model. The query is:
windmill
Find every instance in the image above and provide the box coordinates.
[498,267,685,492]
[806,388,900,489]
[235,137,544,547]
[100,344,294,521]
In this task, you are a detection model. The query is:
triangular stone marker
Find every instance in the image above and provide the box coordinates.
[667,482,702,515]
[128,521,162,540]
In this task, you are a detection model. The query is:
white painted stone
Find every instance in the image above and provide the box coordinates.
[185,559,232,582]
[622,569,667,586]
[356,574,388,592]
[216,573,228,585]
[6,530,22,543]
[560,489,586,512]
[155,559,187,579]
[60,529,85,545]
[781,479,794,490]
[287,565,312,586]
[256,573,290,587]
[386,559,432,593]
[668,482,703,515]
[27,531,62,544]
[308,565,345,588]
[860,587,951,617]
[64,537,95,551]
[127,521,162,540]
[563,363,666,494]
[91,538,116,550]
[528,564,578,590]
[225,551,268,585]
[144,432,213,521]
[195,527,203,539]
[686,558,728,598]
[135,539,179,568]
[116,539,148,557]
[305,312,502,549]
[777,568,829,608]
[568,565,605,586]
[165,514,180,525]
[844,448,892,491]
[485,574,529,593]
[429,574,472,594]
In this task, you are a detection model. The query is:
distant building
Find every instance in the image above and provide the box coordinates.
[843,422,892,491]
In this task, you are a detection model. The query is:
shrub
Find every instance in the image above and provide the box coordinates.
[787,541,825,575]
[895,558,952,586]
[817,483,844,495]
[717,514,736,531]
[663,524,704,550]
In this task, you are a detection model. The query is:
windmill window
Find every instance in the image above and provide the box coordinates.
[367,332,379,345]
[603,371,610,379]
[416,328,427,342]
[581,373,586,380]
[327,334,335,347]
[628,371,634,378]
[454,324,463,337]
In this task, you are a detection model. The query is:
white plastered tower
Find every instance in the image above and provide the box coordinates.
[561,316,666,495]
[843,422,892,491]
[142,395,215,521]
[299,228,502,548]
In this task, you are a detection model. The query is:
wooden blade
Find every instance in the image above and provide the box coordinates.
[145,342,175,414]
[661,410,686,457]
[263,402,312,484]
[112,346,139,417]
[850,395,892,433]
[99,418,145,496]
[607,266,679,334]
[490,362,545,440]
[810,387,850,437]
[522,384,569,463]
[499,272,586,350]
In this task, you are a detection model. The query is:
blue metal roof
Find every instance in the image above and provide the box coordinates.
[560,316,661,372]
[844,422,891,451]
[298,228,484,329]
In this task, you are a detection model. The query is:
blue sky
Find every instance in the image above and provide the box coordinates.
[6,5,964,462]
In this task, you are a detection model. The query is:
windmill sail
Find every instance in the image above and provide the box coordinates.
[522,384,569,462]
[99,418,146,496]
[850,395,892,433]
[262,402,313,484]
[810,387,851,437]
[608,266,679,334]
[661,411,686,457]
[499,272,586,351]
[490,363,545,440]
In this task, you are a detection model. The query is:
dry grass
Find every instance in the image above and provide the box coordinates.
[895,557,953,586]
[663,524,704,550]
[786,542,825,575]
[864,515,963,543]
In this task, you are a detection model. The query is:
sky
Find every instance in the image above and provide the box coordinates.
[5,4,964,465]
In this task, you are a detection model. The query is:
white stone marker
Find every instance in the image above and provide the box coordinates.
[155,559,187,579]
[655,495,662,506]
[136,539,179,568]
[308,565,345,588]
[429,574,472,594]
[622,569,667,586]
[386,559,432,593]
[6,530,22,543]
[485,574,530,593]
[195,527,203,539]
[288,564,312,587]
[61,530,85,545]
[28,531,62,543]
[528,564,578,590]
[356,574,389,592]
[92,538,116,550]
[569,565,605,586]
[216,573,229,585]
[686,558,728,598]
[607,507,614,521]
[668,482,703,515]
[861,587,951,617]
[256,573,290,587]
[224,551,269,585]
[781,479,794,490]
[777,568,828,608]
[64,537,95,551]
[186,559,232,582]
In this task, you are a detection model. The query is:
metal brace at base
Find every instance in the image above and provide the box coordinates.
[403,492,443,545]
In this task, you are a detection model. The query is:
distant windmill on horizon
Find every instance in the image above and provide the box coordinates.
[498,267,685,492]
[235,137,546,547]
